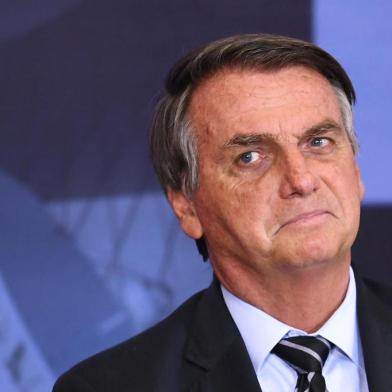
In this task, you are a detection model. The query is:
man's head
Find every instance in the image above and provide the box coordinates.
[150,34,364,277]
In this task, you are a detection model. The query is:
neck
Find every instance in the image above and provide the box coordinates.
[215,259,350,333]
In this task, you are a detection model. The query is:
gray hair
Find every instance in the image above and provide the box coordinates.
[150,34,357,199]
[333,84,358,153]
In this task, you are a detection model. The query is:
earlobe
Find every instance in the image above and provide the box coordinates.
[167,189,204,239]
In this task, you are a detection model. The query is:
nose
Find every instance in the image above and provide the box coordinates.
[279,148,320,198]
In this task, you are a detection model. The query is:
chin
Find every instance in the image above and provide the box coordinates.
[277,237,344,270]
[277,256,329,271]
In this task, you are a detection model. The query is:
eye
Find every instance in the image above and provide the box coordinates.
[309,137,330,148]
[238,151,260,164]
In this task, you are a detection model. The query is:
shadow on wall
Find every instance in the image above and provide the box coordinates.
[0,0,311,201]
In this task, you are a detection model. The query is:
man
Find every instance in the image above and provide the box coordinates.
[54,34,392,391]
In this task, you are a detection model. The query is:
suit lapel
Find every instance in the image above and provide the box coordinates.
[183,278,261,392]
[357,277,392,392]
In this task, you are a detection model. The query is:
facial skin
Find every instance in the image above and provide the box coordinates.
[169,66,364,319]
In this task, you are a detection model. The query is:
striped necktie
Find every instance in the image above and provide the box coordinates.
[271,335,331,392]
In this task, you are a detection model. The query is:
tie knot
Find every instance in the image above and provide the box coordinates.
[272,335,331,374]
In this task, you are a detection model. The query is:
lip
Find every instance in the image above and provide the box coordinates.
[280,210,329,230]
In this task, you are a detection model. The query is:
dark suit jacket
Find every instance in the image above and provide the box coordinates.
[53,275,392,392]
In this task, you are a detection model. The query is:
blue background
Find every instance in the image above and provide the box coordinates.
[0,1,391,390]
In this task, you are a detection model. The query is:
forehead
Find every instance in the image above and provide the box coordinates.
[188,66,342,142]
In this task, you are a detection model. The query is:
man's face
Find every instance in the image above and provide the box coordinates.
[170,66,364,276]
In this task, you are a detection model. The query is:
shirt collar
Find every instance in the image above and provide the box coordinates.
[221,267,362,374]
[317,267,363,368]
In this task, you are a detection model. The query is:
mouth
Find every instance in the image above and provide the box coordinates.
[279,210,330,231]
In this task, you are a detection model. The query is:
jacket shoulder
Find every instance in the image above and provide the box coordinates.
[359,276,392,307]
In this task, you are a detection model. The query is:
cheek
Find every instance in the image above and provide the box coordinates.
[326,163,363,215]
[196,159,281,234]
[345,165,363,198]
[227,183,279,237]
[196,179,264,232]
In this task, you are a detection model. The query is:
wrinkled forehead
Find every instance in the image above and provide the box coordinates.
[187,66,343,143]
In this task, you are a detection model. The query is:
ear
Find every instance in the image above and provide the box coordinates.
[167,189,204,239]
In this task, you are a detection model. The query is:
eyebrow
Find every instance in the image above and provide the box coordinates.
[223,133,274,148]
[302,120,343,138]
[222,119,344,149]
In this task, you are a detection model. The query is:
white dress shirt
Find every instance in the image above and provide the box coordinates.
[221,268,369,391]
